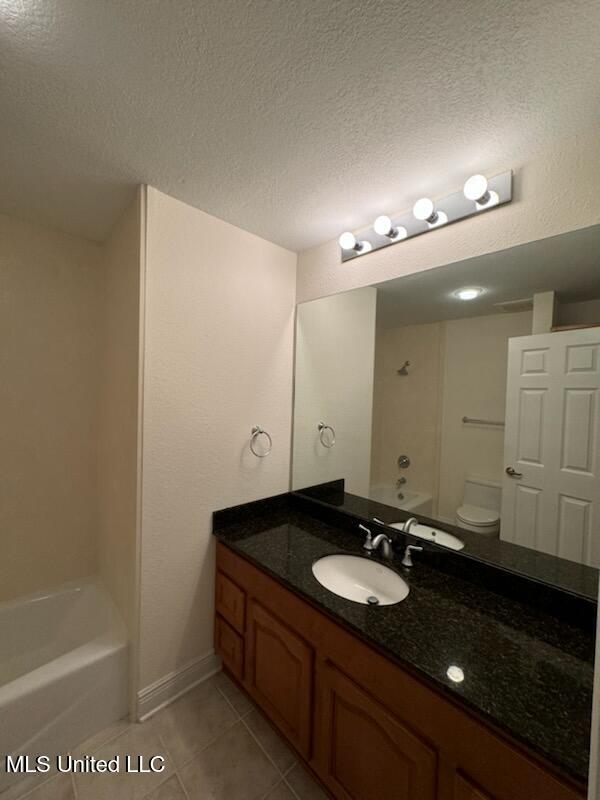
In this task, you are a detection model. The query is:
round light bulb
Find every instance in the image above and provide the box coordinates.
[374,215,393,236]
[454,287,483,301]
[464,174,489,202]
[338,231,357,250]
[413,197,435,222]
[390,226,408,242]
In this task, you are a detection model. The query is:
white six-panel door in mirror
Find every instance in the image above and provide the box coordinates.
[502,328,600,566]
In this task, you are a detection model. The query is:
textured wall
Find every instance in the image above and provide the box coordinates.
[0,213,103,601]
[296,131,600,304]
[139,188,296,690]
[436,312,532,523]
[97,193,142,636]
[293,287,376,495]
[371,322,443,502]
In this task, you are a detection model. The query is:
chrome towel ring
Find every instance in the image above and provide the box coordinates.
[250,426,272,457]
[318,422,336,448]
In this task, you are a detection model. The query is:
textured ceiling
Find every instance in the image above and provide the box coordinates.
[1,0,599,249]
[375,225,600,327]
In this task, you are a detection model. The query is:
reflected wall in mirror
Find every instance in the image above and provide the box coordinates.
[292,224,600,578]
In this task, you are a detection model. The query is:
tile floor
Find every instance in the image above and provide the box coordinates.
[1,672,328,800]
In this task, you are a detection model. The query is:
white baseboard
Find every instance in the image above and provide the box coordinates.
[137,651,222,721]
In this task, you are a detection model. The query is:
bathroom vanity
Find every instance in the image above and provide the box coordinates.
[213,496,593,800]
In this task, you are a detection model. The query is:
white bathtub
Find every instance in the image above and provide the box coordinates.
[0,578,128,794]
[369,485,433,517]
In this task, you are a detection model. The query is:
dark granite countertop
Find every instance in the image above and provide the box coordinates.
[296,483,599,601]
[213,500,595,784]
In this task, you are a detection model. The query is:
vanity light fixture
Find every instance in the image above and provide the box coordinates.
[338,231,372,254]
[463,174,499,209]
[338,170,512,263]
[373,215,408,241]
[454,287,484,301]
[412,198,448,228]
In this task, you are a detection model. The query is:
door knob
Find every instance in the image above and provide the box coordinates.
[505,466,523,478]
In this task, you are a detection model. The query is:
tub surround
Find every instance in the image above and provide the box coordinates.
[296,481,599,602]
[213,493,594,785]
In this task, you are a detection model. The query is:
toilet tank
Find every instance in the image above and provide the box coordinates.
[463,477,501,511]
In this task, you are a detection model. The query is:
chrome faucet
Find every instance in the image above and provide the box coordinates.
[401,544,423,568]
[359,524,393,560]
[403,517,418,533]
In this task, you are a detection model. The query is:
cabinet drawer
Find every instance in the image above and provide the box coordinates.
[215,614,244,680]
[216,570,246,633]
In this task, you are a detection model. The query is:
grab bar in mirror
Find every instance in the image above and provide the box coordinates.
[462,416,505,427]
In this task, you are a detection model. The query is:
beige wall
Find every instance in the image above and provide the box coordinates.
[293,288,376,496]
[371,322,443,500]
[296,130,600,304]
[97,193,142,635]
[139,187,296,693]
[436,311,532,522]
[0,213,103,601]
[370,312,532,521]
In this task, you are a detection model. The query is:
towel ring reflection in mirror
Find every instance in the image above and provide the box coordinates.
[318,422,336,449]
[250,426,272,457]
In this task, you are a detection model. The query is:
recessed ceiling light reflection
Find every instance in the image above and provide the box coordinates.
[454,287,483,301]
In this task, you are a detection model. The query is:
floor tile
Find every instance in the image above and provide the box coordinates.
[145,775,187,800]
[243,710,296,774]
[0,754,64,800]
[19,775,74,800]
[151,681,237,768]
[74,722,173,800]
[284,765,328,800]
[72,719,131,757]
[262,782,296,800]
[216,673,253,716]
[179,721,279,800]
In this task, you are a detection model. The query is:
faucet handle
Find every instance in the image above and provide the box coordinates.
[401,544,423,568]
[359,523,375,551]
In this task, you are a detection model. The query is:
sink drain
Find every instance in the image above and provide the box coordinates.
[367,595,380,605]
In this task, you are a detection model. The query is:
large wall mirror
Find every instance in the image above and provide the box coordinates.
[292,225,600,594]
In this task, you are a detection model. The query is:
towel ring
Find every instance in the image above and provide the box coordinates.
[318,422,336,449]
[250,426,272,458]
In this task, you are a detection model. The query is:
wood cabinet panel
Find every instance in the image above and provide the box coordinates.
[315,658,437,800]
[215,570,246,633]
[216,543,586,800]
[245,598,313,758]
[454,773,495,800]
[215,613,244,680]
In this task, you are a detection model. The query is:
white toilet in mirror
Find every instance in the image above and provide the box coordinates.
[455,477,501,538]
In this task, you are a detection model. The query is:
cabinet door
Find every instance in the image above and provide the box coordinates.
[454,773,495,800]
[315,659,437,800]
[245,599,313,758]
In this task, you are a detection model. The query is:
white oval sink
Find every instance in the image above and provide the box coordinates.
[389,522,464,551]
[312,555,409,606]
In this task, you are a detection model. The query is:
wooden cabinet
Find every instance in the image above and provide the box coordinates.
[215,570,246,632]
[214,614,244,680]
[245,599,313,757]
[453,774,495,800]
[315,658,437,800]
[215,542,585,800]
